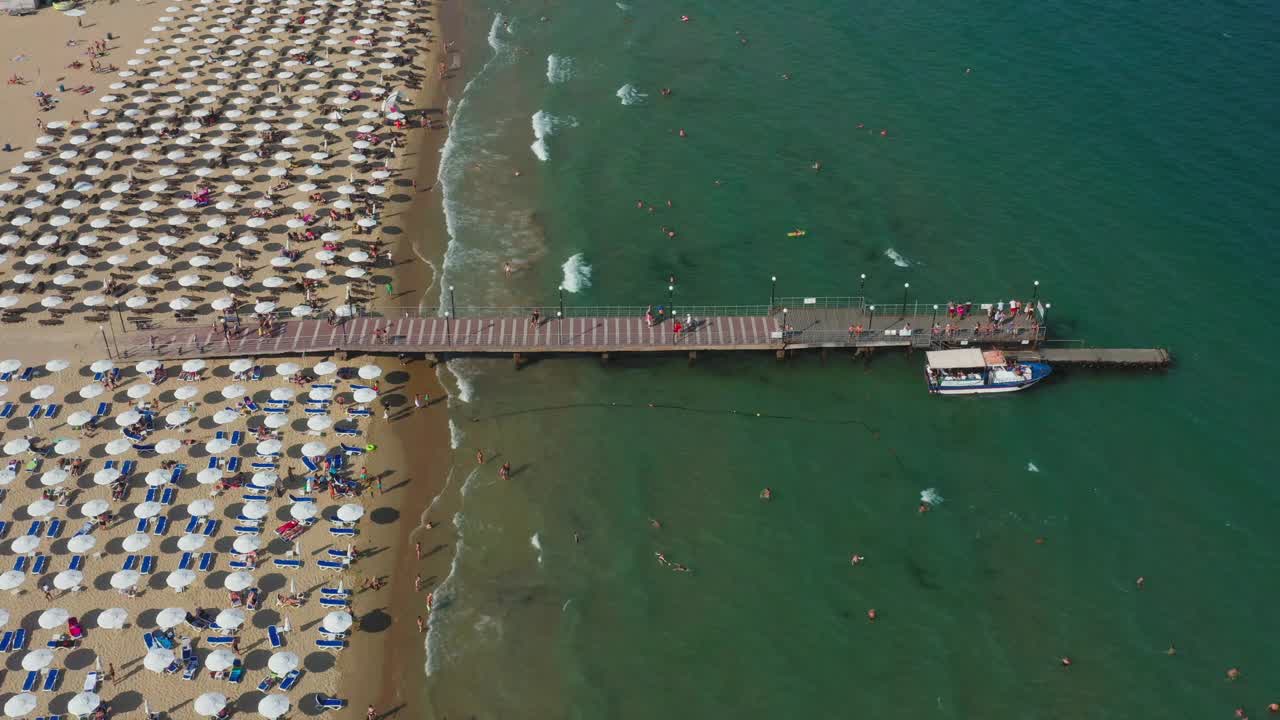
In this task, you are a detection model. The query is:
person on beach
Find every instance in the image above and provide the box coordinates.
[106,663,115,684]
[415,542,421,560]
[415,574,422,592]
[499,462,511,480]
[476,449,484,464]
[367,706,376,720]
[417,616,425,633]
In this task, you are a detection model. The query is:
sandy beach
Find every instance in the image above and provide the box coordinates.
[0,0,459,718]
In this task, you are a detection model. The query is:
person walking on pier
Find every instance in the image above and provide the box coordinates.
[529,309,540,326]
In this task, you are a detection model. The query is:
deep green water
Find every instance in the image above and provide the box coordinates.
[418,1,1280,717]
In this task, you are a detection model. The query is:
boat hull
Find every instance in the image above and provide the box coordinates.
[926,362,1052,395]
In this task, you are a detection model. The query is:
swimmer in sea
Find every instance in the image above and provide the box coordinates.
[678,128,687,137]
[672,563,690,573]
[1060,657,1072,668]
[812,161,822,172]
[1228,667,1242,681]
[649,518,662,529]
[866,609,877,622]
[1166,643,1177,656]
[660,88,672,97]
[781,73,790,80]
[1136,576,1145,589]
[655,552,668,565]
[850,554,864,566]
[918,502,930,514]
[759,487,772,501]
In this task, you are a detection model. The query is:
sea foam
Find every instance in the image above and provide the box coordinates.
[885,248,911,268]
[560,252,592,293]
[530,110,578,162]
[424,511,467,676]
[546,54,573,83]
[530,533,543,564]
[920,488,944,506]
[615,83,647,105]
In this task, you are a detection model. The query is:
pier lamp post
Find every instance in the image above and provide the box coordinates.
[860,273,867,298]
[781,308,788,339]
[901,283,910,319]
[449,285,456,318]
[868,305,876,333]
[556,310,562,344]
[668,284,675,317]
[445,311,451,345]
[932,304,938,329]
[558,284,565,320]
[1032,280,1040,305]
[770,276,777,312]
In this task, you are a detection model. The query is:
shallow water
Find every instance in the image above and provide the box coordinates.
[420,0,1280,717]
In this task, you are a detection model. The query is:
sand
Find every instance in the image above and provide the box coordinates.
[0,0,459,717]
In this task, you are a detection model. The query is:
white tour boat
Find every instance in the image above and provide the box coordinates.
[924,348,1051,395]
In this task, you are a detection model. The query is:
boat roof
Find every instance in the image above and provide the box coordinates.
[926,348,986,369]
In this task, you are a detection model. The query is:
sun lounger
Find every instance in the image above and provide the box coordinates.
[27,405,43,419]
[69,555,84,571]
[83,671,99,692]
[227,665,245,683]
[31,555,48,574]
[183,656,200,680]
[23,670,39,692]
[272,558,302,569]
[122,555,138,571]
[311,383,336,390]
[145,487,159,503]
[315,695,345,712]
[227,457,241,472]
[268,625,283,648]
[170,464,185,483]
[301,456,319,473]
[349,384,372,391]
[251,366,263,381]
[185,516,200,534]
[13,556,29,572]
[0,520,8,538]
[326,549,350,559]
[19,366,35,381]
[0,631,13,652]
[234,525,260,535]
[263,406,288,414]
[42,668,61,691]
[335,425,360,437]
[45,520,63,538]
[315,639,345,651]
[120,460,136,477]
[132,443,155,453]
[27,520,44,536]
[140,555,156,574]
[251,462,277,470]
[161,487,176,505]
[207,456,220,470]
[0,402,14,418]
[135,517,150,534]
[179,552,193,570]
[11,629,25,650]
[142,632,154,650]
[188,615,210,630]
[95,402,109,417]
[257,676,277,692]
[288,495,315,504]
[243,400,259,412]
[43,404,58,418]
[279,669,301,690]
[199,552,215,571]
[242,494,269,502]
[205,636,235,645]
[340,444,364,456]
[154,516,170,535]
[320,587,352,597]
[230,431,243,446]
[123,429,144,442]
[228,560,250,570]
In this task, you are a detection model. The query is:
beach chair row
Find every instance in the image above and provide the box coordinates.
[12,554,51,574]
[21,667,63,692]
[24,518,65,538]
[0,403,61,419]
[0,366,38,382]
[0,628,28,652]
[178,551,219,572]
[121,555,158,574]
[208,455,244,472]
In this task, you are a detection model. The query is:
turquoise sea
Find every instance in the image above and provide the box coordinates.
[418,1,1280,717]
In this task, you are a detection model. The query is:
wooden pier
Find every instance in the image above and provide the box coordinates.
[1009,348,1172,368]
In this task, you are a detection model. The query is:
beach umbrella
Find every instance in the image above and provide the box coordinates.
[264,414,288,429]
[168,298,192,312]
[0,470,13,486]
[300,442,326,458]
[0,570,26,591]
[233,535,262,554]
[143,648,176,672]
[90,359,114,374]
[52,569,83,591]
[110,570,141,590]
[224,571,254,591]
[267,651,299,675]
[205,438,232,455]
[229,358,253,374]
[256,439,282,455]
[156,607,187,629]
[68,693,101,717]
[306,415,332,431]
[4,438,30,455]
[81,499,110,518]
[353,388,377,404]
[93,468,121,486]
[291,305,312,317]
[67,410,94,427]
[242,501,270,520]
[27,499,56,518]
[45,359,69,373]
[358,364,382,380]
[0,607,10,628]
[53,439,80,455]
[211,297,234,311]
[258,694,289,720]
[22,649,55,671]
[136,360,161,374]
[290,502,318,521]
[0,359,19,374]
[221,384,246,399]
[4,694,37,719]
[215,608,245,629]
[166,409,193,426]
[187,499,215,517]
[145,469,168,487]
[132,502,163,520]
[37,608,70,629]
[276,362,300,376]
[67,535,97,553]
[127,384,153,400]
[10,536,39,554]
[175,386,200,400]
[250,472,277,489]
[123,532,153,551]
[195,693,228,717]
[105,439,132,455]
[178,534,207,552]
[308,387,333,401]
[96,607,128,629]
[155,438,183,454]
[40,469,70,486]
[322,610,353,634]
[166,569,196,590]
[116,410,142,427]
[336,503,365,523]
[213,409,240,425]
[182,359,207,373]
[253,302,276,314]
[269,387,295,401]
[196,468,224,485]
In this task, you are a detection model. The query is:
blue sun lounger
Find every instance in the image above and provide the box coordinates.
[301,456,319,473]
[161,488,176,505]
[199,552,215,571]
[153,516,170,535]
[31,555,48,574]
[335,425,360,437]
[121,460,136,477]
[179,552,193,570]
[267,625,283,648]
[135,517,150,534]
[272,558,302,569]
[42,668,61,691]
[45,520,63,538]
[13,556,28,572]
[251,462,276,470]
[205,636,235,646]
[43,404,59,419]
[227,457,242,472]
[329,527,357,537]
[95,402,109,416]
[19,366,35,381]
[185,516,200,534]
[27,405,43,419]
[257,676,277,693]
[132,443,155,453]
[123,429,144,442]
[145,487,159,503]
[207,457,220,470]
[230,431,243,446]
[279,669,301,691]
[140,556,156,574]
[316,559,348,570]
[183,656,200,680]
[320,587,351,597]
[234,525,260,535]
[315,696,345,712]
[170,464,185,483]
[304,406,329,415]
[122,555,139,571]
[242,494,269,503]
[347,407,372,418]
[263,406,288,414]
[69,555,84,571]
[315,639,345,651]
[0,402,14,418]
[23,670,39,692]
[340,444,364,456]
[0,631,13,652]
[27,521,43,536]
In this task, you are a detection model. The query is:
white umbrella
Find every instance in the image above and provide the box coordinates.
[22,649,54,671]
[105,438,132,455]
[322,610,353,633]
[224,571,254,591]
[358,364,382,380]
[97,607,128,629]
[233,535,262,554]
[276,362,300,376]
[132,503,163,520]
[242,501,270,520]
[30,384,55,400]
[40,469,70,486]
[196,468,224,485]
[135,360,161,373]
[123,532,152,551]
[115,410,142,427]
[221,384,246,399]
[0,359,20,374]
[53,569,83,591]
[267,651,299,675]
[155,438,182,455]
[175,386,200,400]
[4,438,30,455]
[37,608,70,629]
[67,534,97,553]
[0,470,14,486]
[144,469,168,487]
[195,693,228,717]
[336,503,364,523]
[187,498,215,517]
[269,387,295,401]
[156,607,187,629]
[110,569,141,590]
[53,438,80,455]
[308,387,333,401]
[166,569,196,590]
[300,441,326,458]
[67,410,94,427]
[127,384,153,400]
[68,693,101,717]
[229,358,254,373]
[289,502,318,521]
[90,359,114,374]
[10,535,39,554]
[0,570,27,591]
[306,415,332,431]
[256,439,282,455]
[182,359,206,373]
[213,409,240,425]
[258,695,290,720]
[253,302,276,314]
[249,471,278,489]
[27,499,56,517]
[264,414,288,429]
[177,534,207,552]
[93,468,122,486]
[3,694,37,719]
[143,648,176,672]
[166,409,193,426]
[216,608,245,629]
[81,499,110,517]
